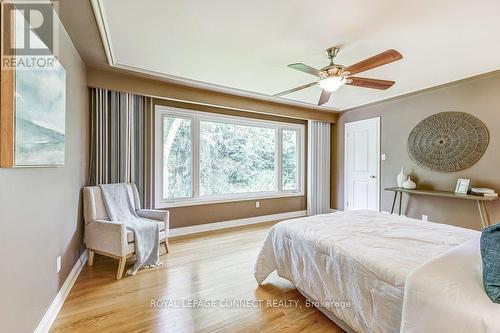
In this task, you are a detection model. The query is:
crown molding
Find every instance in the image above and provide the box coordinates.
[342,69,500,112]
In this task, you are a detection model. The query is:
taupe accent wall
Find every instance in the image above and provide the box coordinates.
[333,71,500,230]
[168,197,307,229]
[0,21,88,332]
[154,98,307,228]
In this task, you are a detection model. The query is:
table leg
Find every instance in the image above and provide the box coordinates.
[399,192,403,215]
[477,201,491,229]
[390,192,398,214]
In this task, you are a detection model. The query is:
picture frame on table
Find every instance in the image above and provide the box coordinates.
[455,179,471,194]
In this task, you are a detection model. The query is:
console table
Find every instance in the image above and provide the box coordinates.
[385,187,498,229]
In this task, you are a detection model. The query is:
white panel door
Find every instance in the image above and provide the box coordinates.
[344,117,380,211]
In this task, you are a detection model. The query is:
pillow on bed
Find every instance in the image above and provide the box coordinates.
[481,223,500,303]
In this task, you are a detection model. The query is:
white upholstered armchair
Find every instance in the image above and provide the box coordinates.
[83,183,169,279]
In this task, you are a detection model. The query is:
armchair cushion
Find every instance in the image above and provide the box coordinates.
[127,219,165,243]
[137,209,169,237]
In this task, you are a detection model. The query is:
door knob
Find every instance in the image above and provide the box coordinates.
[370,175,376,179]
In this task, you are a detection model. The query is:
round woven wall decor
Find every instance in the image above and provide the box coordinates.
[407,112,489,172]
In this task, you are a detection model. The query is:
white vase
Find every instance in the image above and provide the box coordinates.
[397,167,406,188]
[403,176,417,190]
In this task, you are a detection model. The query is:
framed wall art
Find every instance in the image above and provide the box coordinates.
[1,3,66,168]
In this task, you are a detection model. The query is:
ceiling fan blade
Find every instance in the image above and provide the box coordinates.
[344,49,402,75]
[288,63,323,77]
[318,89,331,106]
[347,77,395,90]
[274,82,318,97]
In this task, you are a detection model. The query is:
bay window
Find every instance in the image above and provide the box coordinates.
[155,106,304,208]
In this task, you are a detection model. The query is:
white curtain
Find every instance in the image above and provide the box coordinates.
[307,121,331,215]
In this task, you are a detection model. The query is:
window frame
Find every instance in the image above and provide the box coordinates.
[155,105,305,208]
[281,128,301,191]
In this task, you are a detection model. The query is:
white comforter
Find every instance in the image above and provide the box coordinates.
[254,210,478,333]
[401,235,500,333]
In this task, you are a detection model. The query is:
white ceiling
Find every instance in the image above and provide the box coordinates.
[96,0,500,111]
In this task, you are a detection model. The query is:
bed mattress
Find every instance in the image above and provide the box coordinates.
[254,210,478,333]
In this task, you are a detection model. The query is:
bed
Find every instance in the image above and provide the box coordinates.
[254,210,485,333]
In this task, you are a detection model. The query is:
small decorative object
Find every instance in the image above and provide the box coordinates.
[397,167,407,188]
[407,112,489,172]
[402,177,417,190]
[455,179,471,194]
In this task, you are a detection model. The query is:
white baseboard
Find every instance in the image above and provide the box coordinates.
[169,210,307,237]
[34,250,88,333]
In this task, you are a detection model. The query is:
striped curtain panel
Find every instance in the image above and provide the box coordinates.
[307,121,331,215]
[88,88,155,208]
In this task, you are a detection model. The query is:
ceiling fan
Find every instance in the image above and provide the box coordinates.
[275,47,403,106]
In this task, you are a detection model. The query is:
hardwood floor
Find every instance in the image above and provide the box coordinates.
[51,222,343,333]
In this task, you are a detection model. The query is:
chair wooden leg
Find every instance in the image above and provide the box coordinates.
[88,250,94,266]
[164,239,169,253]
[117,257,127,280]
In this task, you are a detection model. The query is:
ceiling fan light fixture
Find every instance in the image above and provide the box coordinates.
[319,76,347,92]
[276,48,402,102]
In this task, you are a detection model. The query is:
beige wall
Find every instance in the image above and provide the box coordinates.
[168,197,306,229]
[154,98,307,228]
[334,71,500,230]
[0,21,88,333]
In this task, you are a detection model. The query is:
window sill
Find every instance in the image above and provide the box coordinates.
[155,192,305,209]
